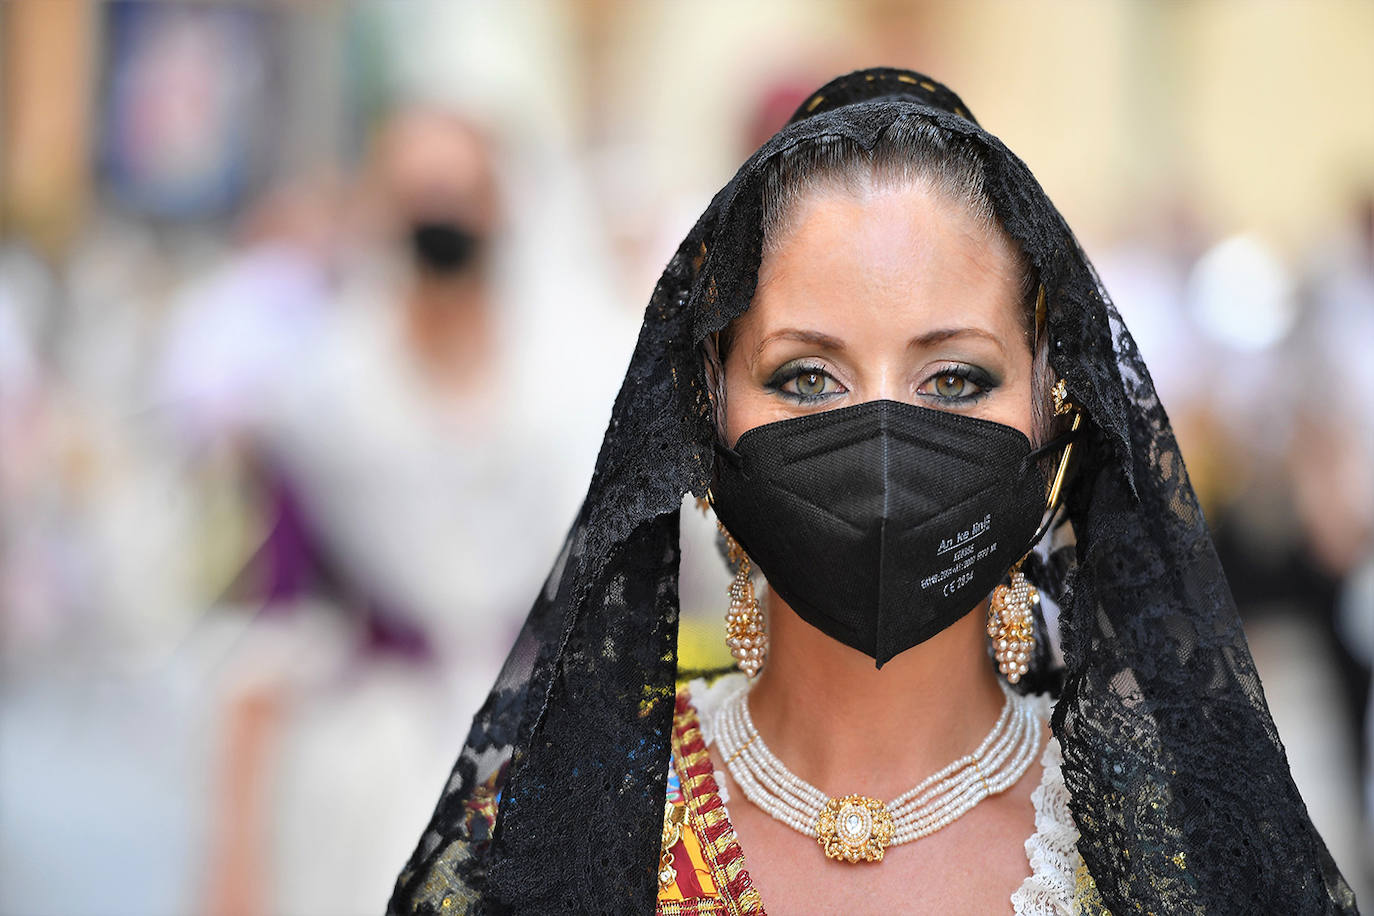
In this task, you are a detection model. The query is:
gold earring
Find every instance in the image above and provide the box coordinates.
[1051,378,1073,416]
[988,561,1037,683]
[719,522,766,677]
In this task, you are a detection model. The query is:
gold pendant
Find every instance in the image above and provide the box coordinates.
[816,795,895,863]
[659,801,686,888]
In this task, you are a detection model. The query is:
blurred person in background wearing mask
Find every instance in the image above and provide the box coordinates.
[204,102,623,916]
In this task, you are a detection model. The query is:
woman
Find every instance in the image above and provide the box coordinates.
[389,69,1357,914]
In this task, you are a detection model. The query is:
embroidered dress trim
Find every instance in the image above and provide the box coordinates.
[657,690,766,916]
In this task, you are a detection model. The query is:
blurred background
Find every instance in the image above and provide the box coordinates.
[0,1,1370,914]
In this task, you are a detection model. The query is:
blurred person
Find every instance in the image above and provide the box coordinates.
[240,104,568,721]
[203,103,627,916]
[390,68,1355,915]
[0,224,222,915]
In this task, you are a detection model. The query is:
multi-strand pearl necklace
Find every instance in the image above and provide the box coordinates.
[712,680,1043,863]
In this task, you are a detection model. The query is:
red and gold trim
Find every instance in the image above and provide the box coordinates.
[657,689,766,916]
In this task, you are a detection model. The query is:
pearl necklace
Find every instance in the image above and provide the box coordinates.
[712,680,1043,863]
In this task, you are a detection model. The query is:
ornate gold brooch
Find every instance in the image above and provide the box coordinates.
[815,795,895,863]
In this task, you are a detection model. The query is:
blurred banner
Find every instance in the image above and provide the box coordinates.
[98,1,282,220]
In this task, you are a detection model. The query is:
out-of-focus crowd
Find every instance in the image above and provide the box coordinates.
[0,2,1370,914]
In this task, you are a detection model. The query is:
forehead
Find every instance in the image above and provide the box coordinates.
[738,181,1026,345]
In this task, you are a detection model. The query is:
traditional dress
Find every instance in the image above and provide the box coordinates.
[654,677,1105,916]
[389,68,1358,915]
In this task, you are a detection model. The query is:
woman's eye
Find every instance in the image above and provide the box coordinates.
[919,366,993,402]
[768,363,845,401]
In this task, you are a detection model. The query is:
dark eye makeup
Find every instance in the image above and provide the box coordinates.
[765,358,999,406]
[765,360,845,403]
[917,363,998,404]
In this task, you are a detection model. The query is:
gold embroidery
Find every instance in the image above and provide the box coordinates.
[1073,860,1112,915]
[660,801,687,888]
[657,690,766,916]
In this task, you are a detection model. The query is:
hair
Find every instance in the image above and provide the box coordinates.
[705,116,1059,451]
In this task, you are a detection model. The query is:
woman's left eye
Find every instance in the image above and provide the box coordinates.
[918,366,993,401]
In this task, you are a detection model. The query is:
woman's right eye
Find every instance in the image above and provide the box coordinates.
[767,362,846,402]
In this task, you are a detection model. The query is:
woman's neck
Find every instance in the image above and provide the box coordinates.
[743,585,1006,801]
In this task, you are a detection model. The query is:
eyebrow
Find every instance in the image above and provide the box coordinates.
[750,325,1005,366]
[750,328,847,366]
[909,326,1006,353]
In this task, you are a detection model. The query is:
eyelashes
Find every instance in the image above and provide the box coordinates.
[766,361,845,403]
[916,364,997,403]
[764,359,999,406]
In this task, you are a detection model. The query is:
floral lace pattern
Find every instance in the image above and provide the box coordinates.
[1012,737,1093,916]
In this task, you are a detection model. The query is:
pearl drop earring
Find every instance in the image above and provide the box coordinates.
[720,523,766,677]
[988,562,1036,683]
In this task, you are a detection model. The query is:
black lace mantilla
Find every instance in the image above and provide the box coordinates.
[388,68,1358,915]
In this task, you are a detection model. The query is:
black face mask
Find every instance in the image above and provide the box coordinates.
[711,399,1070,667]
[410,221,482,274]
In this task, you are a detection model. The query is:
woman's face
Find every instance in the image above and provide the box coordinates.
[722,181,1033,446]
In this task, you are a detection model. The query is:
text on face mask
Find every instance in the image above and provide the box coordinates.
[921,538,999,595]
[936,513,993,556]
